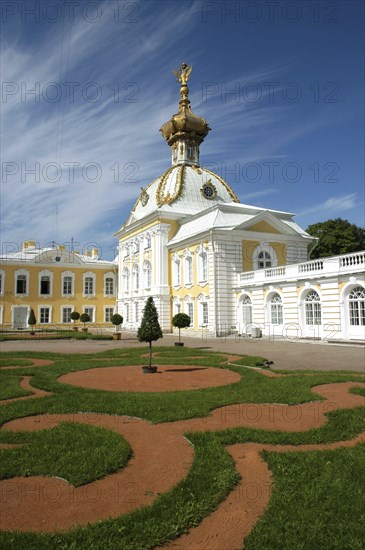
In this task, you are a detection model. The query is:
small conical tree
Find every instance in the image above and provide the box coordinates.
[28,308,37,332]
[172,313,191,343]
[137,297,163,368]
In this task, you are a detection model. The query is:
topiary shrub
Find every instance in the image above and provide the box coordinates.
[137,297,163,369]
[28,308,37,333]
[172,313,191,345]
[80,313,90,331]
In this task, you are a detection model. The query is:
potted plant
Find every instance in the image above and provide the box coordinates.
[111,313,123,340]
[80,312,90,333]
[137,297,163,373]
[172,313,191,346]
[70,311,80,331]
[28,308,37,335]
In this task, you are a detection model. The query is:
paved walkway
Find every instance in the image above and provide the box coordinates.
[1,333,364,372]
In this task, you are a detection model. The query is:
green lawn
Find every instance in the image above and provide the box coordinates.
[0,346,364,549]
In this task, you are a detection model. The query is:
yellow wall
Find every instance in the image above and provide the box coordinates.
[0,264,116,326]
[169,243,210,330]
[242,240,287,272]
[246,221,280,234]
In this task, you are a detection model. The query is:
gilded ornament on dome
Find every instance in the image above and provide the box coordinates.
[140,187,149,207]
[201,180,217,200]
[173,63,193,85]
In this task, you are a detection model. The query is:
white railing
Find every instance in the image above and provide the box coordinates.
[298,260,324,273]
[238,250,365,286]
[265,266,286,277]
[339,251,365,268]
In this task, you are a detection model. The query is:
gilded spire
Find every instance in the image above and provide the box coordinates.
[160,63,210,165]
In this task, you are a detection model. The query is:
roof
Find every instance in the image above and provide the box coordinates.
[168,203,313,246]
[124,164,239,227]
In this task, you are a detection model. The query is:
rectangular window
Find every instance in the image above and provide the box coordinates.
[0,274,2,294]
[202,302,208,325]
[16,275,27,294]
[105,277,114,295]
[185,257,193,285]
[63,276,73,295]
[125,304,129,323]
[202,255,208,281]
[105,307,114,323]
[187,303,193,326]
[271,305,283,325]
[40,307,50,324]
[84,307,94,322]
[176,304,181,314]
[84,277,94,295]
[40,276,50,295]
[62,307,72,323]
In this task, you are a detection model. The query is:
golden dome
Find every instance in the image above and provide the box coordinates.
[160,63,210,146]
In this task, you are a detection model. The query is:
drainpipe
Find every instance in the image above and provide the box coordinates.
[308,238,319,260]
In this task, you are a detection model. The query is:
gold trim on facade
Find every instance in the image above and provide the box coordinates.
[204,168,240,203]
[156,164,186,206]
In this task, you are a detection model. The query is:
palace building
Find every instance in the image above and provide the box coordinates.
[0,241,117,328]
[114,64,365,341]
[1,64,364,340]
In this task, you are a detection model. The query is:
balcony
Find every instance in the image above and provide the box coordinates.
[238,251,365,286]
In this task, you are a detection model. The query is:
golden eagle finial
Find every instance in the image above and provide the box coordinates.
[173,63,192,85]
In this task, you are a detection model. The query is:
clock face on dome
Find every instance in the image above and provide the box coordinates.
[201,180,217,200]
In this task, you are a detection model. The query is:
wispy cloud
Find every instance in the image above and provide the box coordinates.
[297,194,360,218]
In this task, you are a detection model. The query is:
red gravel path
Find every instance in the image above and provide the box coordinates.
[0,358,364,549]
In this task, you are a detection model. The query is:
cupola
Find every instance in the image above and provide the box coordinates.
[160,63,210,166]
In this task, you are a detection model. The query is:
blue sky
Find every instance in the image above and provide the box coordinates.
[1,0,364,259]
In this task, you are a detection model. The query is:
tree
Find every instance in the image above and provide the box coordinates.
[111,313,123,332]
[306,218,365,259]
[70,311,80,331]
[70,311,80,322]
[172,313,191,344]
[137,297,163,368]
[80,313,90,329]
[28,308,36,332]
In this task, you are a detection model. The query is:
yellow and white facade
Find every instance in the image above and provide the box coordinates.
[0,241,117,328]
[115,63,365,341]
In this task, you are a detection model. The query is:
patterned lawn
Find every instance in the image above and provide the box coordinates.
[0,346,364,549]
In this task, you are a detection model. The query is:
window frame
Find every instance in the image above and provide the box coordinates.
[62,272,74,297]
[14,270,29,296]
[83,272,96,297]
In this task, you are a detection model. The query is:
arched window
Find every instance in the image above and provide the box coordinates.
[143,261,152,288]
[270,293,283,325]
[132,264,139,290]
[241,295,252,325]
[122,268,130,292]
[305,290,321,325]
[348,286,365,326]
[253,245,277,270]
